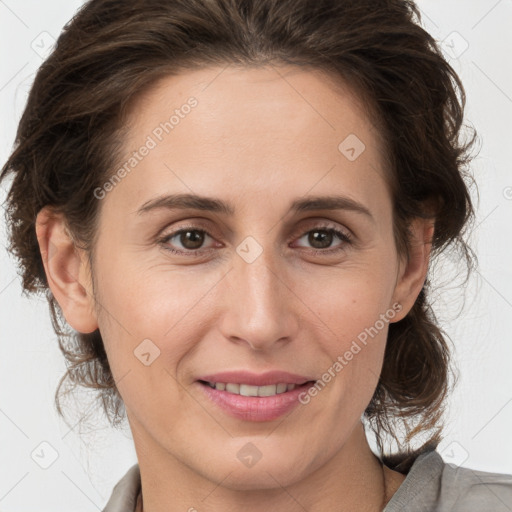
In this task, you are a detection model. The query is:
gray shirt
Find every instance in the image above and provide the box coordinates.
[102,448,512,511]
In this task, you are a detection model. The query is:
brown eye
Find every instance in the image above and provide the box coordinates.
[294,227,351,252]
[179,230,205,249]
[308,230,334,249]
[160,228,216,254]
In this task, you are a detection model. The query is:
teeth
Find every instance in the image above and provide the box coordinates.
[258,385,278,397]
[206,381,300,396]
[240,384,259,397]
[225,383,240,394]
[277,383,288,393]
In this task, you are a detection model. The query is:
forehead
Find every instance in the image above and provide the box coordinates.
[128,64,381,146]
[107,64,390,217]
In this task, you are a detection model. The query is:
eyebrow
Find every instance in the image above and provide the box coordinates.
[136,193,374,221]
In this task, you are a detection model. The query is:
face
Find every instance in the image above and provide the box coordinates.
[40,64,431,490]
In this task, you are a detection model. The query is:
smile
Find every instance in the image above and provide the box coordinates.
[197,379,317,421]
[202,381,298,396]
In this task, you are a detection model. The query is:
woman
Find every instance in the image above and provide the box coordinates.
[2,0,511,511]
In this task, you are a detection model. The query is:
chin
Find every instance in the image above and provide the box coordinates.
[210,461,306,491]
[193,444,317,491]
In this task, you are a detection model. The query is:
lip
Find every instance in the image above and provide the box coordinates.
[196,371,316,422]
[198,370,314,386]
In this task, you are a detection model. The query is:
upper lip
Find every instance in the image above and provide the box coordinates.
[198,371,315,386]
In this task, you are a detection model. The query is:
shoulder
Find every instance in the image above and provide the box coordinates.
[102,463,141,512]
[439,456,512,511]
[385,449,512,512]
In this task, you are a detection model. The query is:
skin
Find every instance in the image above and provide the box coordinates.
[36,64,434,511]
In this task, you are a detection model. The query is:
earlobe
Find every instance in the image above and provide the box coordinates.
[390,218,435,323]
[35,207,98,333]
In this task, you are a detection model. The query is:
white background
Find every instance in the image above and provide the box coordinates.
[1,1,511,510]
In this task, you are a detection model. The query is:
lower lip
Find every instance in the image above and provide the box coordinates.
[197,381,315,422]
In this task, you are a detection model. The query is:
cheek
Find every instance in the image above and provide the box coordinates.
[292,256,397,403]
[92,270,194,424]
[92,258,220,375]
[297,261,397,346]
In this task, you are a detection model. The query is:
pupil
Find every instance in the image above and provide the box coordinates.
[309,230,332,249]
[181,230,204,249]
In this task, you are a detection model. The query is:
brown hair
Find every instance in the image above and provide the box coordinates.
[1,0,477,471]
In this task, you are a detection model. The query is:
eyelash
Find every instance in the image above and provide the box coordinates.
[157,224,353,257]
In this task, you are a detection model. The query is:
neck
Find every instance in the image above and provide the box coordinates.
[131,420,406,512]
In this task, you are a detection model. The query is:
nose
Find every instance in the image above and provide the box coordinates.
[218,244,300,351]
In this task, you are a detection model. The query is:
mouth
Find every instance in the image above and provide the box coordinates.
[196,378,317,422]
[198,380,314,397]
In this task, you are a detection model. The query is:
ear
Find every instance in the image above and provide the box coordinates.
[35,207,98,333]
[389,218,434,323]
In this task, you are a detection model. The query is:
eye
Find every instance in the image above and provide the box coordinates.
[293,226,352,253]
[157,224,352,257]
[158,228,218,255]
